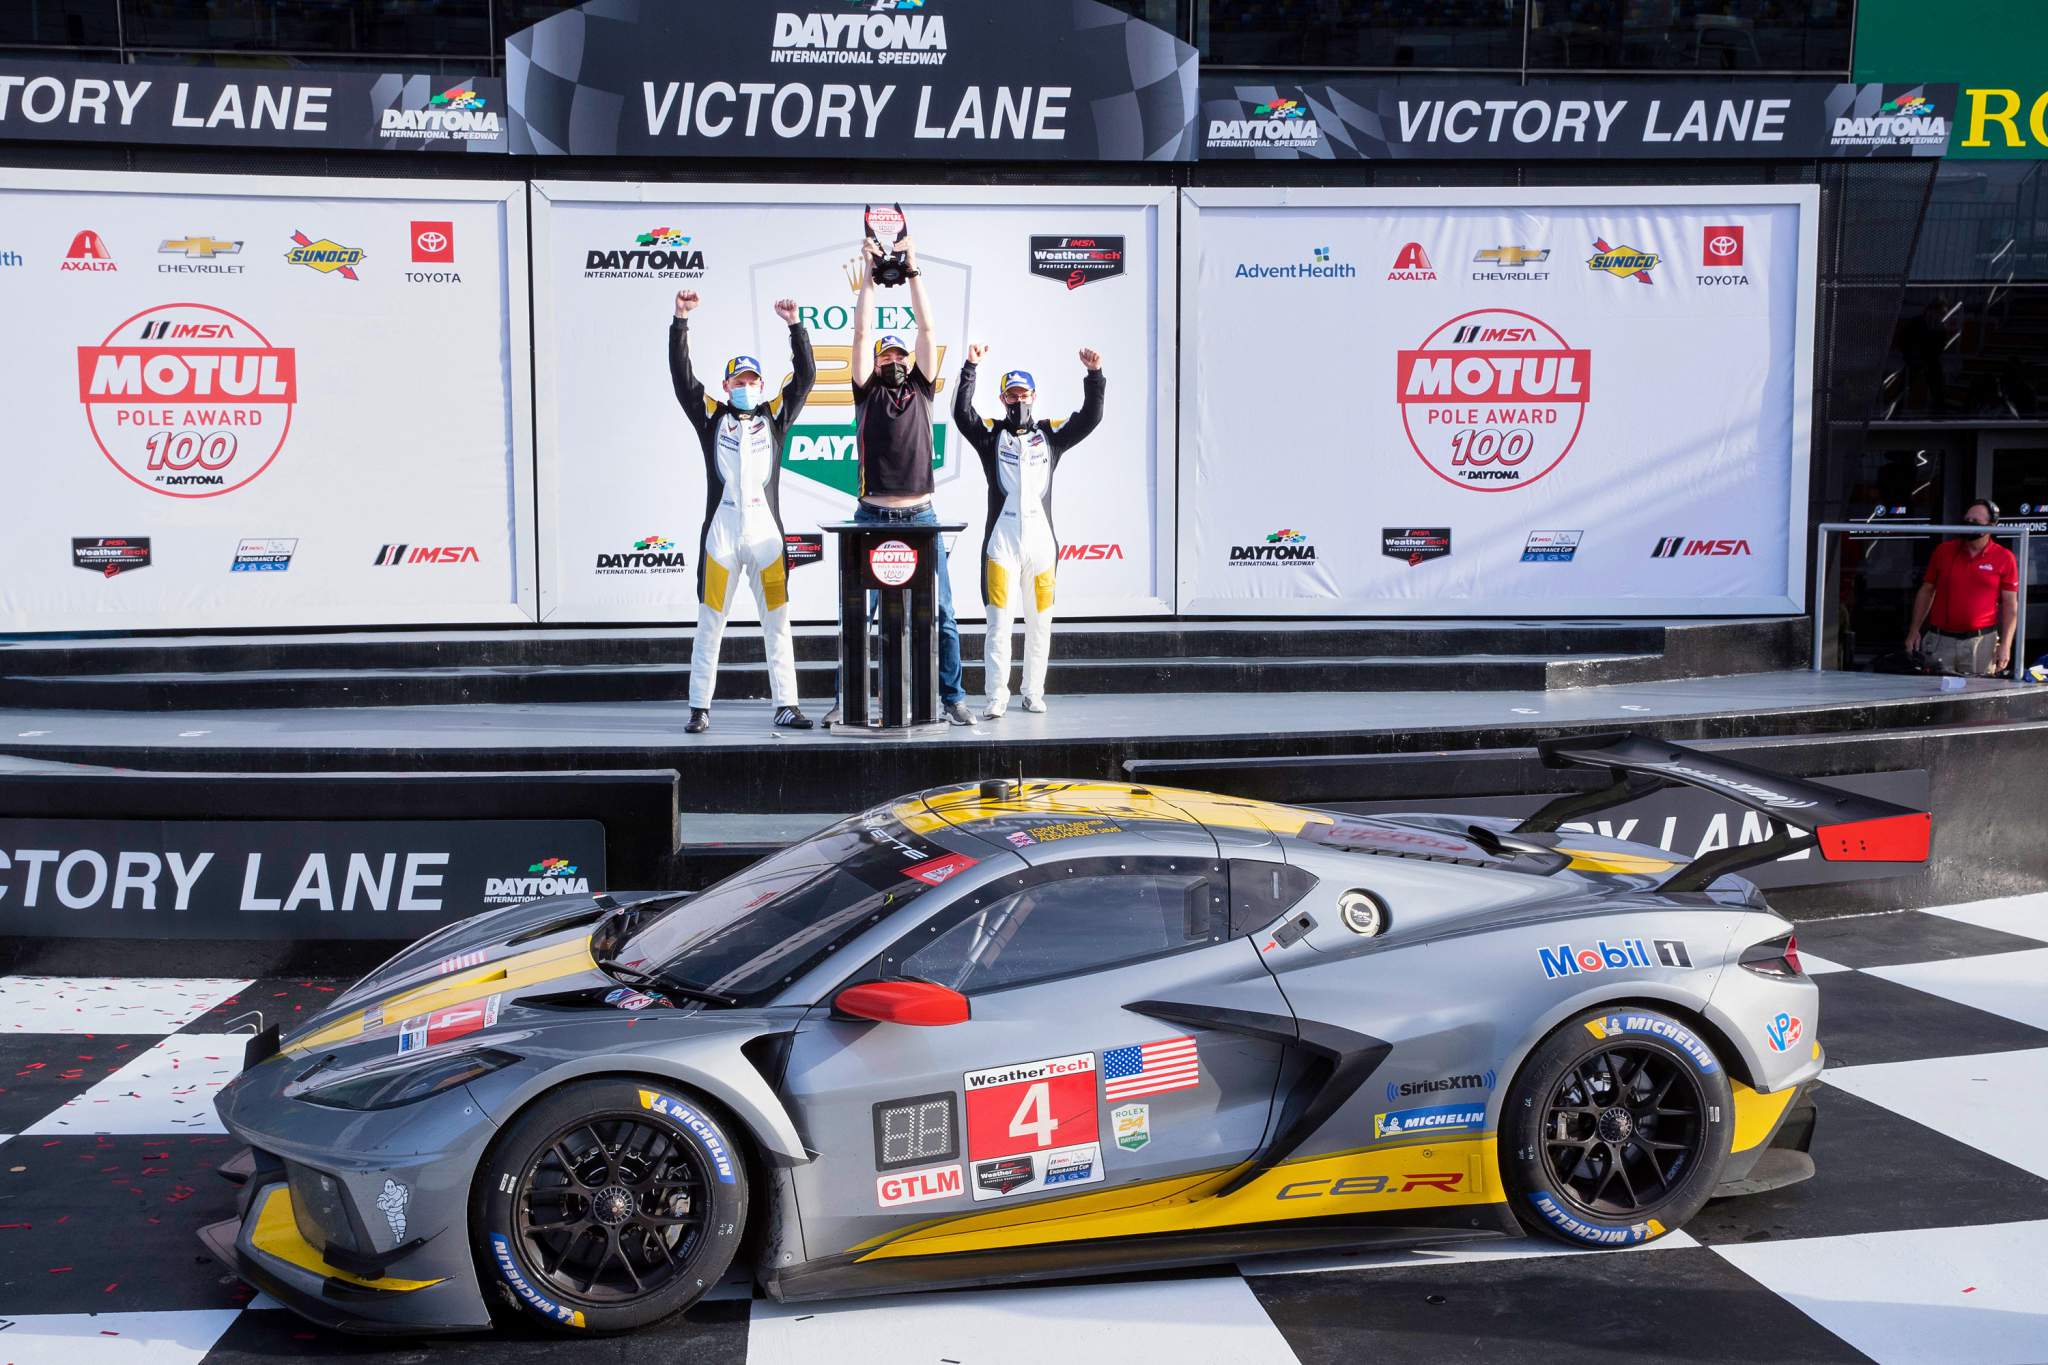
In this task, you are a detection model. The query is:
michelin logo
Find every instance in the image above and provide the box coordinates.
[490,1232,586,1327]
[1374,1103,1486,1140]
[639,1089,737,1183]
[1528,1192,1663,1246]
[1588,1014,1719,1073]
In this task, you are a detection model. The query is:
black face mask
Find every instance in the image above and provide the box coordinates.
[878,362,908,389]
[1004,400,1034,430]
[1959,524,1991,540]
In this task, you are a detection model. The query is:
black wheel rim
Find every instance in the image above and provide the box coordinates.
[1540,1042,1705,1219]
[512,1112,711,1305]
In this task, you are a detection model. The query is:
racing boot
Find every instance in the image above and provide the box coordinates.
[685,708,711,734]
[774,705,814,730]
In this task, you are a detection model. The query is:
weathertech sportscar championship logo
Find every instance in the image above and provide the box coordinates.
[76,303,297,498]
[1029,236,1125,290]
[771,10,948,64]
[1397,308,1588,492]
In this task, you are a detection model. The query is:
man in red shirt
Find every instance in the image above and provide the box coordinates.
[1906,499,2019,676]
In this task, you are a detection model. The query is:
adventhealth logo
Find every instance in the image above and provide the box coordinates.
[1235,246,1355,281]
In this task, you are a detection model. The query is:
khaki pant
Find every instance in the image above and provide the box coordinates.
[1919,628,1996,676]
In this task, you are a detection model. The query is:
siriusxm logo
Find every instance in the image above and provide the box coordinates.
[1386,1069,1496,1103]
[1540,938,1654,979]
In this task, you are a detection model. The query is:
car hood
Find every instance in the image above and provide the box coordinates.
[278,890,683,1061]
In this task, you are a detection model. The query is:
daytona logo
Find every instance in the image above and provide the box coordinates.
[771,12,947,64]
[76,303,297,499]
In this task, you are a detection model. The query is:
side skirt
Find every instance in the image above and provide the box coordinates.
[763,1201,1519,1303]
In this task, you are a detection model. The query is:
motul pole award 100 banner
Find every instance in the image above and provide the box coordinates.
[0,169,535,631]
[531,181,1173,623]
[1178,186,1816,616]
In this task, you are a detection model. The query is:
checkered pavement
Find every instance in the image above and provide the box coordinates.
[0,897,2044,1364]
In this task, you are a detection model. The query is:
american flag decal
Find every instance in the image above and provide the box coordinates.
[1102,1036,1200,1100]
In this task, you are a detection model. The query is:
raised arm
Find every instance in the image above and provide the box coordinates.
[668,290,711,434]
[851,243,878,388]
[905,235,938,383]
[771,297,814,427]
[953,343,998,462]
[1049,347,1106,454]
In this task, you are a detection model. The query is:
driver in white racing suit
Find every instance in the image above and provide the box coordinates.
[671,290,816,734]
[953,345,1105,717]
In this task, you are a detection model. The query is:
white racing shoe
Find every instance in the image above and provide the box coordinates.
[983,697,1008,720]
[1020,696,1047,714]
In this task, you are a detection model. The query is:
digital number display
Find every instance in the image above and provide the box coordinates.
[873,1092,958,1171]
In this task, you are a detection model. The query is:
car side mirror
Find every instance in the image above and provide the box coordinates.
[834,980,970,1026]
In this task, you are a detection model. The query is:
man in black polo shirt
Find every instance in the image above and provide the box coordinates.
[839,231,969,724]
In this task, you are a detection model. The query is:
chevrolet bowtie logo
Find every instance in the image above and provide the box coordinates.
[160,236,242,258]
[1474,246,1549,267]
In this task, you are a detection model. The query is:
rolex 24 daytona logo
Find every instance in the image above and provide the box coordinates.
[1396,308,1589,493]
[76,303,297,498]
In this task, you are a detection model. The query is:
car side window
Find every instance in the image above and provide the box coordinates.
[896,868,1226,995]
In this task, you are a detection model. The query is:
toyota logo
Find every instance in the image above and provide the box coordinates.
[1708,234,1738,257]
[416,229,448,254]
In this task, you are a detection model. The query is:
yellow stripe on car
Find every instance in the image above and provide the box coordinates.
[853,1137,1501,1262]
[1729,1080,1797,1153]
[283,935,596,1056]
[898,780,1334,840]
[1555,848,1678,875]
[249,1185,443,1292]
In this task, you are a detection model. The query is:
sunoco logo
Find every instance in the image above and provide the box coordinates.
[772,10,948,64]
[596,534,688,575]
[483,857,591,905]
[1230,528,1316,566]
[75,303,297,499]
[585,228,705,280]
[1397,307,1588,493]
[382,84,503,141]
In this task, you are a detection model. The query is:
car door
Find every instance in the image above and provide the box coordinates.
[777,855,1294,1271]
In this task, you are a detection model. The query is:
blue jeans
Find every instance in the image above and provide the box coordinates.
[851,500,964,706]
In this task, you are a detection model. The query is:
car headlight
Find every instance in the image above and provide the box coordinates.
[302,1049,520,1111]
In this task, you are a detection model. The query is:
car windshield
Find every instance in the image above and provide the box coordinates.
[619,810,971,1006]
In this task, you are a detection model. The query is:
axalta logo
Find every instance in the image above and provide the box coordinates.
[1588,238,1658,284]
[62,230,116,272]
[76,303,296,499]
[772,10,948,64]
[285,230,363,280]
[585,228,705,279]
[1230,529,1316,565]
[483,856,591,904]
[1651,536,1751,558]
[1058,543,1124,561]
[1388,243,1437,282]
[596,534,688,575]
[374,544,481,566]
[1539,938,1657,979]
[383,84,502,140]
[159,236,244,275]
[1397,307,1588,493]
[1472,245,1549,281]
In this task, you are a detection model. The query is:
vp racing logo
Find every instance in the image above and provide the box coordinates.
[1209,93,1322,150]
[76,303,297,498]
[1397,307,1588,493]
[773,4,947,64]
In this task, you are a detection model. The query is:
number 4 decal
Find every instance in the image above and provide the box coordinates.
[963,1053,1099,1163]
[1008,1081,1059,1148]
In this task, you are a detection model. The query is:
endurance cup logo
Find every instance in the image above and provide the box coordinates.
[1396,308,1589,493]
[76,303,297,498]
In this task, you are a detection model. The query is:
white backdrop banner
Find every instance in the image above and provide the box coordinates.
[0,169,534,632]
[532,182,1173,623]
[1179,187,1816,616]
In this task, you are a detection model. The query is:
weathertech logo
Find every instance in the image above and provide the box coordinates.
[1652,537,1751,558]
[1388,243,1437,282]
[375,544,481,566]
[1588,238,1658,284]
[286,230,364,280]
[1471,246,1549,281]
[771,11,948,64]
[61,230,116,272]
[159,236,244,274]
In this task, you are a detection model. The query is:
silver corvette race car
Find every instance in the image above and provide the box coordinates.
[199,734,1929,1336]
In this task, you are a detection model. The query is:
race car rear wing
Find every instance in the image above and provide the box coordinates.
[1514,733,1931,893]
